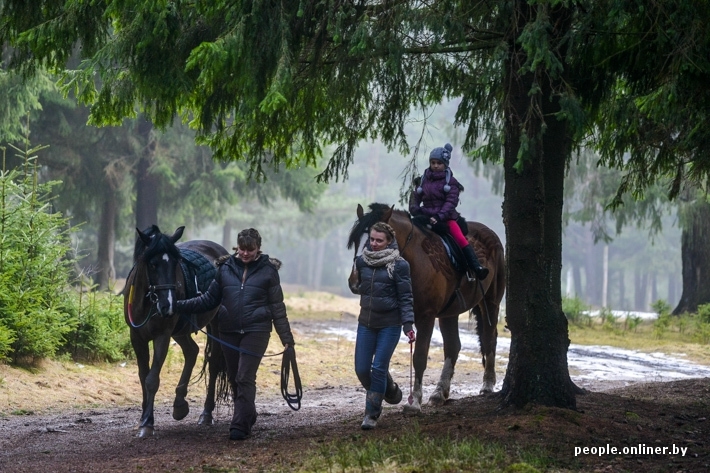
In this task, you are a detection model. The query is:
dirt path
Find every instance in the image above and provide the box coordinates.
[1,306,709,472]
[1,378,709,472]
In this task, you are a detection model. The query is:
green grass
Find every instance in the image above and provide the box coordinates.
[283,426,550,473]
[565,316,710,365]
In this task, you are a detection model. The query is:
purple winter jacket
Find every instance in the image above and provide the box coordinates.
[409,168,462,221]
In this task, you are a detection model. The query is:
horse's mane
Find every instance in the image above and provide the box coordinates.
[347,203,435,250]
[347,203,389,250]
[133,225,181,263]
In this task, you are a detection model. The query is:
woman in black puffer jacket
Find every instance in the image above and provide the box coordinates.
[176,228,294,441]
[352,222,416,430]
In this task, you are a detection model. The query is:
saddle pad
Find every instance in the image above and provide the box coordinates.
[179,248,217,298]
[440,234,466,273]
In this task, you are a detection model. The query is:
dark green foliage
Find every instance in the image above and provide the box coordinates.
[0,1,505,181]
[580,0,710,200]
[0,69,54,142]
[0,138,131,364]
[562,296,591,326]
[0,144,75,363]
[61,289,131,362]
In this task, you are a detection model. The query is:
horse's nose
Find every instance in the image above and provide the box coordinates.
[157,295,175,317]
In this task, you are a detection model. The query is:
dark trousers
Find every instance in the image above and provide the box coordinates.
[219,330,271,434]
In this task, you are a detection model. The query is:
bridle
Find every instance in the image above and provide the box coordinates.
[127,261,180,328]
[351,214,415,260]
[146,283,177,303]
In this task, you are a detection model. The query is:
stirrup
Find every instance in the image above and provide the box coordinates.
[465,269,475,282]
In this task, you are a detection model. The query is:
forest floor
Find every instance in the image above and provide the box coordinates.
[0,292,708,472]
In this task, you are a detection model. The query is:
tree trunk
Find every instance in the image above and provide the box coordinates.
[499,1,577,409]
[673,200,710,314]
[134,116,159,230]
[313,238,325,291]
[635,270,648,311]
[584,238,602,307]
[651,273,658,305]
[602,245,609,307]
[222,219,235,250]
[668,272,677,309]
[307,239,316,288]
[95,185,117,290]
[573,264,583,298]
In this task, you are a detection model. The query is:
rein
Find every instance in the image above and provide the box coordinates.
[400,216,414,252]
[182,313,303,411]
[126,264,176,328]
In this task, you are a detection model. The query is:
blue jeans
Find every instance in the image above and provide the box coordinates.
[354,324,401,394]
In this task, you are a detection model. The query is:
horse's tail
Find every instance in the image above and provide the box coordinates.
[472,305,491,368]
[199,323,230,404]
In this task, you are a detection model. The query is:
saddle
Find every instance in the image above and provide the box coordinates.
[179,248,217,298]
[439,233,467,274]
[412,215,469,275]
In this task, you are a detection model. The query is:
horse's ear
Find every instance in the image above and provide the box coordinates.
[383,205,394,222]
[170,226,185,243]
[356,204,364,219]
[137,227,152,245]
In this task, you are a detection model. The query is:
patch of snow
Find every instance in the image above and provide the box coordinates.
[585,310,657,320]
[318,321,710,389]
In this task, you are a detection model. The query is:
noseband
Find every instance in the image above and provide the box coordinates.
[146,283,177,303]
[127,262,179,328]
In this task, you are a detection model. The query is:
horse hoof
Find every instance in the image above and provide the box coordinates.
[479,382,495,394]
[402,403,421,416]
[428,392,447,407]
[198,413,214,425]
[136,426,154,438]
[173,400,189,420]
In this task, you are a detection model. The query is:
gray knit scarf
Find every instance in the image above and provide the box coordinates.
[362,247,402,279]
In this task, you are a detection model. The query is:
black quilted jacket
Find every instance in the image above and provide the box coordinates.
[354,251,415,329]
[176,253,294,345]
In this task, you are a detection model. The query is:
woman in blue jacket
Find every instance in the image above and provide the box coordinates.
[352,222,416,429]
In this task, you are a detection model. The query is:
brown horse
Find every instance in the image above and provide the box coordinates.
[347,203,505,413]
[122,225,228,437]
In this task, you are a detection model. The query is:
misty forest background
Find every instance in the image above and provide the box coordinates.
[4,95,679,313]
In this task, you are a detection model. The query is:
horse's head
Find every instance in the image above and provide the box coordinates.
[134,225,185,317]
[346,203,394,294]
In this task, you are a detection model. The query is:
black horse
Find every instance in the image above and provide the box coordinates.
[122,225,229,438]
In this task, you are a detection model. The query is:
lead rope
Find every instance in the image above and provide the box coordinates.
[280,346,303,411]
[181,313,302,410]
[408,340,414,404]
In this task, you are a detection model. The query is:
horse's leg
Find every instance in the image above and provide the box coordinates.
[477,301,499,394]
[402,315,436,415]
[429,316,461,406]
[137,333,171,438]
[199,312,226,425]
[131,331,151,432]
[172,333,199,421]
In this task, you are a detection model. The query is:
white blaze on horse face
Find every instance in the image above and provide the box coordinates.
[166,289,174,314]
[160,252,174,314]
[357,232,368,255]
